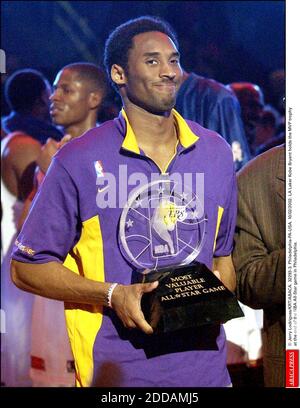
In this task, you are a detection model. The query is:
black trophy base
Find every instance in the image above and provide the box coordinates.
[132,262,244,334]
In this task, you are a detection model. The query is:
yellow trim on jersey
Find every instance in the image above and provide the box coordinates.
[120,109,140,154]
[213,206,224,253]
[64,215,105,387]
[121,108,199,154]
[172,109,199,148]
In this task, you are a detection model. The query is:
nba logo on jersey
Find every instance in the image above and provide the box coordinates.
[94,160,104,178]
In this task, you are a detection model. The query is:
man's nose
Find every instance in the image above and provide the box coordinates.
[159,62,177,80]
[50,88,60,101]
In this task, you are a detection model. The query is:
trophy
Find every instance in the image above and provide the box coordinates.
[119,177,243,334]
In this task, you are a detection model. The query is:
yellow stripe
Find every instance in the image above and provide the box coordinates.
[172,109,199,148]
[121,108,199,154]
[120,108,140,154]
[63,215,105,387]
[213,206,224,253]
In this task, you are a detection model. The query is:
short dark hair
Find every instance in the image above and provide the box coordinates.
[62,62,107,98]
[104,15,178,91]
[5,69,49,113]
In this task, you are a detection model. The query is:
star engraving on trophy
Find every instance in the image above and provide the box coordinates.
[126,219,134,229]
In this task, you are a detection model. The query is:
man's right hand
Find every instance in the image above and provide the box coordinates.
[37,135,72,174]
[110,281,159,334]
[37,138,60,173]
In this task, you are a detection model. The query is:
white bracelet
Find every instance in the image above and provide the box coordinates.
[107,283,118,308]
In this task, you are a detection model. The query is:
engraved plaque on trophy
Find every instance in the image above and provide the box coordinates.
[119,178,243,334]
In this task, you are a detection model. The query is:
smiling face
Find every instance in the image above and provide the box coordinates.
[50,68,95,128]
[112,31,183,114]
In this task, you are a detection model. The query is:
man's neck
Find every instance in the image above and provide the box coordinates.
[124,102,177,150]
[124,101,179,172]
[64,117,97,139]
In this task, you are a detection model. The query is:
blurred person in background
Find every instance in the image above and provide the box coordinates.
[228,82,265,157]
[176,71,251,171]
[1,68,62,386]
[1,69,62,142]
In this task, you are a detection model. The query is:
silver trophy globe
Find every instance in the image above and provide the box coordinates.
[119,178,243,333]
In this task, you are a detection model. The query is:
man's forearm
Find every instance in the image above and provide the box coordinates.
[11,259,159,334]
[11,259,111,306]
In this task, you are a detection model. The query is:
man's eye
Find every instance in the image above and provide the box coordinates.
[146,60,158,65]
[171,59,180,65]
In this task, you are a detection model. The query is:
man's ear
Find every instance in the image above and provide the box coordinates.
[88,91,103,110]
[111,64,126,86]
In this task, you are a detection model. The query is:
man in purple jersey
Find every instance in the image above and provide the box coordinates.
[11,16,237,387]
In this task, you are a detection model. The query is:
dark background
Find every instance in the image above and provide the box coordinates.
[1,1,285,108]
